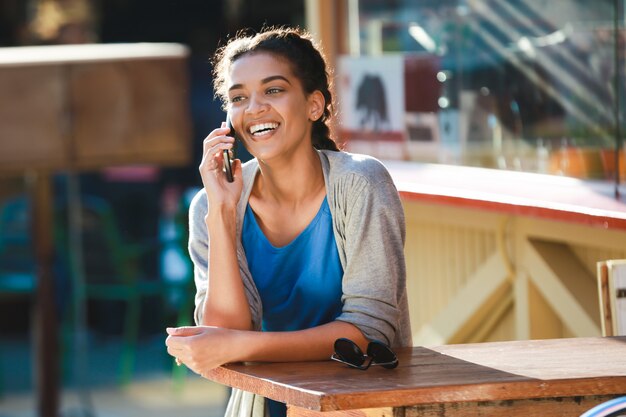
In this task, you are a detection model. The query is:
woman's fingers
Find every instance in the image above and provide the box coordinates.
[201,137,234,171]
[202,137,234,161]
[231,159,243,181]
[202,126,235,156]
[197,122,243,200]
[165,326,240,377]
[166,333,194,369]
[166,341,204,375]
[167,326,205,336]
[166,344,184,366]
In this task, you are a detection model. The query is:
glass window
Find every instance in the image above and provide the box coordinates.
[337,0,625,182]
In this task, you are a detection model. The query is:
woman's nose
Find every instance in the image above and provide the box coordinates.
[244,93,269,115]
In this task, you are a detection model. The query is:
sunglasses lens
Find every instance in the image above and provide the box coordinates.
[367,340,398,369]
[334,338,366,366]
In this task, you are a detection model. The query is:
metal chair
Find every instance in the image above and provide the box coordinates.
[158,187,196,391]
[0,195,37,397]
[580,396,626,417]
[55,195,168,386]
[0,195,36,293]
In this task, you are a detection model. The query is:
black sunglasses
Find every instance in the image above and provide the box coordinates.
[331,338,398,370]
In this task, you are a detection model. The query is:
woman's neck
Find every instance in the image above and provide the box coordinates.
[254,147,325,208]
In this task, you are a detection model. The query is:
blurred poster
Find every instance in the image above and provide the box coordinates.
[337,55,406,160]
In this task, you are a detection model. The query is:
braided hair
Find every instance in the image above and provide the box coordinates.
[212,26,339,151]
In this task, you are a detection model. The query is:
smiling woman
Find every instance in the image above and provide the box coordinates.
[164,27,412,417]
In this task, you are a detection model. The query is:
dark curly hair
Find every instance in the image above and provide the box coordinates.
[212,26,339,151]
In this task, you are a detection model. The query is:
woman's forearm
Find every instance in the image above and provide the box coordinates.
[235,320,369,363]
[166,320,369,377]
[202,205,252,330]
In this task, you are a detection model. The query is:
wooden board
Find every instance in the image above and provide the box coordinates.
[0,65,68,171]
[598,261,614,336]
[69,58,191,169]
[0,43,191,174]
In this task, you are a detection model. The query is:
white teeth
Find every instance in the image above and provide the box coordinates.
[249,122,279,135]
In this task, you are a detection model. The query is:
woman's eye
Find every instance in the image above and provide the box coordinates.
[266,87,282,95]
[230,95,245,104]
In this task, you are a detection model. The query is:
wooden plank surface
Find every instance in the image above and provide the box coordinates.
[206,337,626,411]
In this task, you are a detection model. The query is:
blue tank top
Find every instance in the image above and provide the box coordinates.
[242,196,344,331]
[242,197,343,417]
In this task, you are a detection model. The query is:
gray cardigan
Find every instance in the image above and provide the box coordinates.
[188,149,412,417]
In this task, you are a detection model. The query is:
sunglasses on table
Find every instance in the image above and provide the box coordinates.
[330,338,398,370]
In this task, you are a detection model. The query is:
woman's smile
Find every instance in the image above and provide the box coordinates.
[248,121,280,139]
[249,122,279,135]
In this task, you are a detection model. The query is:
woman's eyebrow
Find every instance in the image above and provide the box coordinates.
[261,75,291,85]
[228,75,291,92]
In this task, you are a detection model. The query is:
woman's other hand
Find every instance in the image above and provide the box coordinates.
[165,326,244,378]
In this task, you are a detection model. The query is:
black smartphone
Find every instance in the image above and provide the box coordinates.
[224,114,237,183]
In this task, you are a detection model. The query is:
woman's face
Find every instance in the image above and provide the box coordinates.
[226,52,322,163]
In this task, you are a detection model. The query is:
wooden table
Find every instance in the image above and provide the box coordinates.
[207,336,626,417]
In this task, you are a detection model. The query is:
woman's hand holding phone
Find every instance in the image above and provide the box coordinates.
[198,120,242,210]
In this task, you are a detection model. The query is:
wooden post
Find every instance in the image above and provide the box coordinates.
[305,0,349,69]
[305,0,349,145]
[32,171,60,417]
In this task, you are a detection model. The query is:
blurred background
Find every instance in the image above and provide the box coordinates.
[0,1,624,416]
[0,1,303,416]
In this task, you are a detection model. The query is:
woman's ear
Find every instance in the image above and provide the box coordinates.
[308,90,325,122]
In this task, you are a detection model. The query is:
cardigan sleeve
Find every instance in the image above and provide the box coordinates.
[187,160,264,330]
[334,160,408,346]
[187,189,210,325]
